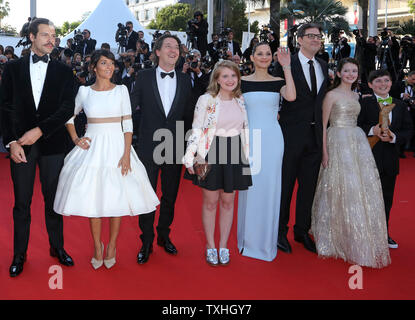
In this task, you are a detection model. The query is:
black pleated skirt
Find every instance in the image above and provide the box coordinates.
[184,135,252,193]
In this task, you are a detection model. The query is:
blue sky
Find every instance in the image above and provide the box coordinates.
[2,0,101,31]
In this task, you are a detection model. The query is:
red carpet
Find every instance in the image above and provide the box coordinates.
[0,152,414,300]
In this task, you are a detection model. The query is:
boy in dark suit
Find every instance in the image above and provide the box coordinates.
[358,69,413,249]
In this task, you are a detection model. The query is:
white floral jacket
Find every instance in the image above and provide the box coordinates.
[182,93,250,168]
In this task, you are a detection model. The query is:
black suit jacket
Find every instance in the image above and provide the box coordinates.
[195,20,208,55]
[0,54,76,155]
[76,38,96,56]
[273,53,329,147]
[390,80,414,102]
[130,68,193,163]
[126,31,139,51]
[228,40,242,57]
[357,96,413,176]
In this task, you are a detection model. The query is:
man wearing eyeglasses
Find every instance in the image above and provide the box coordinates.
[273,23,329,255]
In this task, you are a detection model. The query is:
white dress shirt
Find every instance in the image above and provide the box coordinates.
[30,51,49,110]
[156,66,177,116]
[368,94,396,143]
[228,41,234,56]
[298,50,324,93]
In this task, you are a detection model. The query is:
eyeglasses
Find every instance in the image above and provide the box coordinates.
[303,34,324,40]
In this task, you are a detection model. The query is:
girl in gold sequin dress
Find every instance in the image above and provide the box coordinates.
[311,58,391,268]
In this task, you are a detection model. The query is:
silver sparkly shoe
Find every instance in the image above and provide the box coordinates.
[104,246,116,269]
[206,248,218,266]
[219,248,230,265]
[91,242,104,270]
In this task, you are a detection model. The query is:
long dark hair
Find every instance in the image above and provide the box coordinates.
[329,58,360,91]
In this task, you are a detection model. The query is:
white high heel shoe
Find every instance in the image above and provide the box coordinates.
[104,245,116,269]
[91,242,104,270]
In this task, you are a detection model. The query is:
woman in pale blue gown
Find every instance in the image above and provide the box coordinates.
[238,43,296,261]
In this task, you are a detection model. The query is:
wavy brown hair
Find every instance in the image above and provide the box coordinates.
[206,60,242,98]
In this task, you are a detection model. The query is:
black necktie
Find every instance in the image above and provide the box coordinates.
[32,54,48,64]
[161,71,174,79]
[308,60,317,97]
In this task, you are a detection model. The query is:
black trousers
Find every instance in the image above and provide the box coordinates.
[380,172,397,230]
[279,125,322,237]
[10,143,65,255]
[138,157,182,245]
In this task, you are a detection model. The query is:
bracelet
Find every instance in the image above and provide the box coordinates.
[282,65,291,70]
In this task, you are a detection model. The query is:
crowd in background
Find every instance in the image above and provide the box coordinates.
[1,16,415,156]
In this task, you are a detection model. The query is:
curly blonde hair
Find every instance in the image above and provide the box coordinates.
[206,60,242,98]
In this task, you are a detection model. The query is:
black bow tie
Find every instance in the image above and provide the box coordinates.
[161,71,174,79]
[32,54,49,64]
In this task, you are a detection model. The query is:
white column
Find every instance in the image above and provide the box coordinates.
[368,0,378,36]
[384,0,388,27]
[207,0,214,42]
[248,1,251,34]
[30,0,37,18]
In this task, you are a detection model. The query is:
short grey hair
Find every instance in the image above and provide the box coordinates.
[190,49,201,56]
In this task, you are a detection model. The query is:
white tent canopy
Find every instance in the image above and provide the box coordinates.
[61,0,152,53]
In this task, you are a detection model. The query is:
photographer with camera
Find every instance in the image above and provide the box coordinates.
[354,29,377,83]
[137,30,150,52]
[376,28,400,81]
[135,39,151,64]
[75,29,96,57]
[72,52,83,74]
[331,29,350,63]
[182,48,210,110]
[125,21,139,51]
[118,55,137,92]
[268,32,280,55]
[207,33,221,63]
[398,35,415,77]
[187,11,208,57]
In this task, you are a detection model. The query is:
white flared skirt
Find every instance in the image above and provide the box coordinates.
[53,123,159,217]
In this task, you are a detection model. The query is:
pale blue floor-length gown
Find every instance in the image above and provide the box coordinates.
[237,80,285,261]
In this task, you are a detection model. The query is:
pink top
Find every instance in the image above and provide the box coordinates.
[215,99,244,137]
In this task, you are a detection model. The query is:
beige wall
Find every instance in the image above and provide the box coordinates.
[244,0,413,37]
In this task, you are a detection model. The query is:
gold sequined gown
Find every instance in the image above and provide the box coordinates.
[311,99,391,268]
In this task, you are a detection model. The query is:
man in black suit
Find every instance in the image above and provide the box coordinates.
[226,30,242,57]
[191,11,208,57]
[131,34,193,264]
[207,33,220,63]
[390,71,415,157]
[76,29,96,57]
[181,49,210,116]
[138,30,151,52]
[0,18,76,277]
[273,23,329,254]
[358,69,413,249]
[126,21,139,52]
